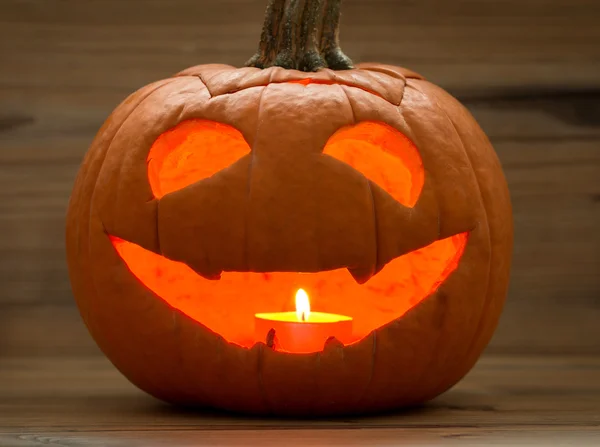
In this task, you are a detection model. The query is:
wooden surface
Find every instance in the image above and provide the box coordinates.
[1,0,599,357]
[1,355,599,445]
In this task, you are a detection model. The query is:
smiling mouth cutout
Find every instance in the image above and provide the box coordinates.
[109,119,469,351]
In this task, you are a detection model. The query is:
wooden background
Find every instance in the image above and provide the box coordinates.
[0,0,599,359]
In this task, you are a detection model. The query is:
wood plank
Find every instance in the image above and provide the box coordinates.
[0,306,99,358]
[3,0,598,25]
[0,0,599,91]
[0,356,598,446]
[1,427,600,446]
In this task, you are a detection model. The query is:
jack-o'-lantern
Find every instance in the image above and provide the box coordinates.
[66,0,513,416]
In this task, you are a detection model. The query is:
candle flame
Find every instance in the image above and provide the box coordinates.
[295,289,310,322]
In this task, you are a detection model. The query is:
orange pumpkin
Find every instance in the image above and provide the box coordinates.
[66,0,513,415]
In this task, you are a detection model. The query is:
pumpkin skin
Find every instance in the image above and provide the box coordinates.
[66,62,513,416]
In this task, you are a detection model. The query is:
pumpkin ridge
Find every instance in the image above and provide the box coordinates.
[342,69,407,107]
[311,350,322,413]
[211,76,390,104]
[427,102,492,397]
[291,77,387,102]
[194,73,213,99]
[245,84,269,272]
[367,180,380,277]
[339,84,379,280]
[87,79,180,278]
[178,64,404,105]
[354,330,378,408]
[257,344,275,415]
[93,78,204,256]
[81,79,175,242]
[355,81,486,407]
[405,79,494,401]
[356,63,425,82]
[68,78,174,354]
[418,81,512,399]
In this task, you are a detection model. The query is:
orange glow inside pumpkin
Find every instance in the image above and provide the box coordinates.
[111,233,467,349]
[325,122,424,207]
[147,119,423,208]
[111,117,468,352]
[147,120,250,199]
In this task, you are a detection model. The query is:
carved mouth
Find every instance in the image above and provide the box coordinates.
[107,107,470,352]
[110,231,468,349]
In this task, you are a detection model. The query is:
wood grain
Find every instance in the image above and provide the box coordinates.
[0,0,599,356]
[0,356,598,445]
[2,0,600,91]
[3,429,600,447]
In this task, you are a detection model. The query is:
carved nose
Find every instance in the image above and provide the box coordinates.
[244,154,378,275]
[157,152,442,282]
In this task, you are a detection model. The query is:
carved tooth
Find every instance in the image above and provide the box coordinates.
[266,328,278,350]
[324,336,345,350]
[193,266,222,281]
[347,266,374,284]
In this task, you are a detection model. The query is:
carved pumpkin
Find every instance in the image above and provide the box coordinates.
[66,0,513,416]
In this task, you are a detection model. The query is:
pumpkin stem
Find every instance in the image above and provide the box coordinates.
[320,0,354,70]
[246,0,353,71]
[246,0,287,69]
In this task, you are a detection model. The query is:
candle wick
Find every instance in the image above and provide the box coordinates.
[302,312,306,322]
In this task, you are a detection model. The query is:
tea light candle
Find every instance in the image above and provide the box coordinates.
[254,289,353,353]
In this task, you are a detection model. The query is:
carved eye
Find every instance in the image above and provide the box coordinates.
[147,119,250,199]
[323,122,424,207]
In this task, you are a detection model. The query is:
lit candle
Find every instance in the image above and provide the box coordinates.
[255,289,353,353]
